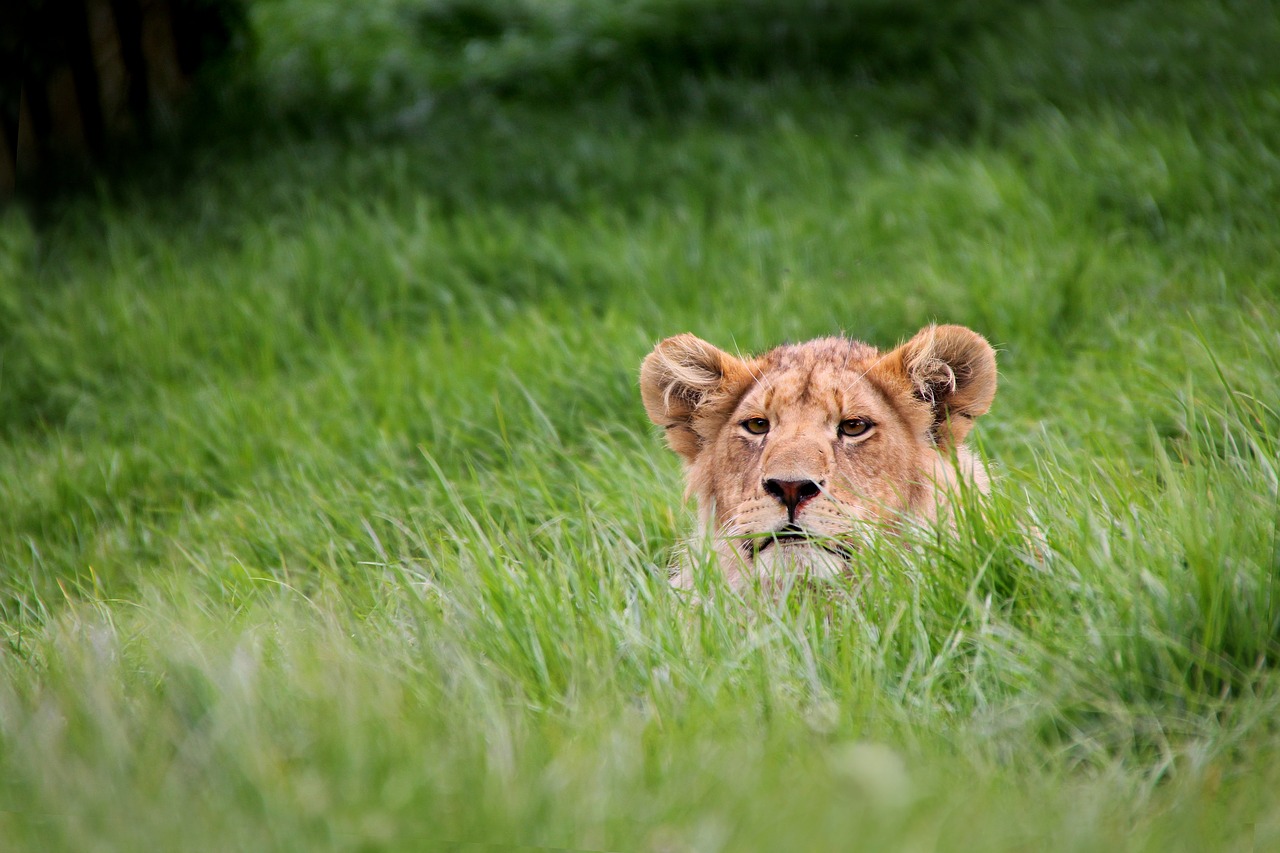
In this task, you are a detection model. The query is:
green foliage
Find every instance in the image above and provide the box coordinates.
[3,0,1280,849]
[250,0,1021,127]
[410,0,1014,94]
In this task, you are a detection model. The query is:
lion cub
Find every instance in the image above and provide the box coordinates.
[640,325,997,589]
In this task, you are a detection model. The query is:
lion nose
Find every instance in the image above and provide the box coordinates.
[763,478,823,517]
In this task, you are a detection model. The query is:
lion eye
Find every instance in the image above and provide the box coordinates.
[741,417,770,435]
[838,418,873,438]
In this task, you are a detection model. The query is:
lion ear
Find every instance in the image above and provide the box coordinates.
[640,334,757,463]
[882,324,997,447]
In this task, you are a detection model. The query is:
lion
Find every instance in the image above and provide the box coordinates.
[639,324,998,589]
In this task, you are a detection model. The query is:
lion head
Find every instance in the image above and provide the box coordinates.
[640,325,997,588]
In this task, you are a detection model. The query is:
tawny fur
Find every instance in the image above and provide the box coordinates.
[639,325,997,589]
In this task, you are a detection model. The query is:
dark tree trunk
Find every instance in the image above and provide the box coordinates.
[2,0,245,195]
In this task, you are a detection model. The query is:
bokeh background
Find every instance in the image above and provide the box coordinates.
[2,1,1279,850]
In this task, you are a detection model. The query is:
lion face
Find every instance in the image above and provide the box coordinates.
[640,325,997,588]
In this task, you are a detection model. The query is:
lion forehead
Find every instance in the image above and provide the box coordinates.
[733,337,894,417]
[760,336,880,371]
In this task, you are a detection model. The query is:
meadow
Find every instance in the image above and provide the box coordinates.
[2,0,1279,849]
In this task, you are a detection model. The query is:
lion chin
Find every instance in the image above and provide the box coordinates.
[749,537,853,585]
[640,324,998,591]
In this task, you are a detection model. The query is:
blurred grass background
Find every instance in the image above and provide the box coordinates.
[2,0,1280,849]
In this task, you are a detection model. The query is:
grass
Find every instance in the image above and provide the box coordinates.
[3,0,1280,848]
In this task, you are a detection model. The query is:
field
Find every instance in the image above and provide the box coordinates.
[3,0,1279,849]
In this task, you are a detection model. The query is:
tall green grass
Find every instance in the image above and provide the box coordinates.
[2,0,1279,848]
